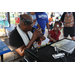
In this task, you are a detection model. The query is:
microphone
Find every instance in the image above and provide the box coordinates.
[32,27,44,35]
[32,27,36,31]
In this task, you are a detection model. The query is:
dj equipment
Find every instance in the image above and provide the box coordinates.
[20,15,33,25]
[24,39,75,62]
[24,45,75,62]
[24,45,55,62]
[51,39,75,54]
[11,39,75,62]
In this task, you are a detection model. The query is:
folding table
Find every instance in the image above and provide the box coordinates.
[0,39,11,62]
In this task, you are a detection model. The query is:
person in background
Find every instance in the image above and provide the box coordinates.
[48,21,62,43]
[24,12,26,14]
[59,14,62,20]
[51,12,55,17]
[61,12,75,40]
[26,12,31,15]
[30,12,41,29]
[48,15,53,30]
[35,12,49,34]
[30,12,45,45]
[55,17,59,21]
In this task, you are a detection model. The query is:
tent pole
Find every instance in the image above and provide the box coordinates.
[7,12,10,27]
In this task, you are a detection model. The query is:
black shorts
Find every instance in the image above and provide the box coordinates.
[64,27,75,37]
[49,24,53,30]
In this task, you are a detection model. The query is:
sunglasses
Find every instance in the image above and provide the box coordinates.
[20,15,33,25]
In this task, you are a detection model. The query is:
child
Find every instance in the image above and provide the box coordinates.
[48,21,62,43]
[30,12,41,29]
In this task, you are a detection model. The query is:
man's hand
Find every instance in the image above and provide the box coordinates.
[40,35,46,41]
[32,28,42,40]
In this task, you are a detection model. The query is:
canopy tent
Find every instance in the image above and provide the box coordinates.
[6,12,10,26]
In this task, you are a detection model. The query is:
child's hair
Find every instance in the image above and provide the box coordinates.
[56,17,58,19]
[54,21,62,27]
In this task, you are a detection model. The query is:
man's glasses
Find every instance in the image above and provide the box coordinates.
[20,15,33,25]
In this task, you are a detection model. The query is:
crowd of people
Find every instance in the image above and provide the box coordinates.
[9,12,75,59]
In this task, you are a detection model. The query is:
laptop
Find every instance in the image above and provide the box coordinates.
[51,39,75,54]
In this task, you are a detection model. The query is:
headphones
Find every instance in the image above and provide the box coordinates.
[20,15,33,25]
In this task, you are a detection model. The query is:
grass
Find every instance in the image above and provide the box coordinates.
[10,18,15,25]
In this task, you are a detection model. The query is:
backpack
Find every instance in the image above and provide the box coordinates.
[64,12,74,27]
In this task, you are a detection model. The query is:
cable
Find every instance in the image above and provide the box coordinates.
[64,56,67,61]
[61,58,65,62]
[49,47,67,61]
[66,49,75,60]
[68,56,75,60]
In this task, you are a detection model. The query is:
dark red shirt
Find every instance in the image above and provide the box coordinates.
[49,30,61,42]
